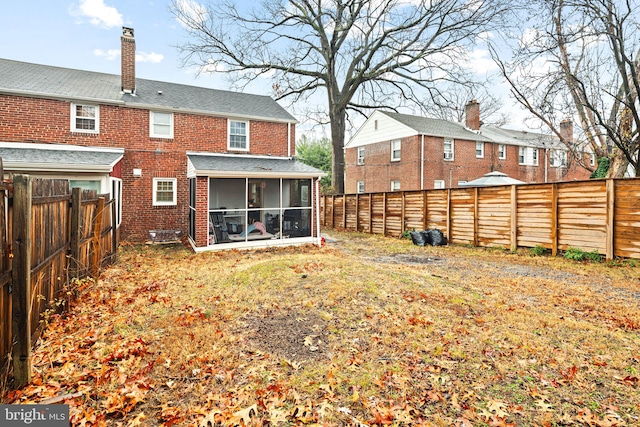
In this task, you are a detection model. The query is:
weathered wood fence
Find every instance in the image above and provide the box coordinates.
[321,178,640,260]
[1,172,119,388]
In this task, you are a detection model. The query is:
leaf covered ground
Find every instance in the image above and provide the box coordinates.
[3,231,640,426]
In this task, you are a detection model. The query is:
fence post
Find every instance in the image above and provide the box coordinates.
[70,188,82,279]
[446,189,451,242]
[111,198,118,263]
[92,197,105,281]
[382,193,387,236]
[12,175,32,387]
[422,190,428,230]
[473,188,479,247]
[606,179,615,260]
[355,194,360,232]
[0,158,7,272]
[551,184,558,256]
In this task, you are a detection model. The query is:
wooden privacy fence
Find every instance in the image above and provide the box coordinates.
[1,173,119,388]
[321,178,640,260]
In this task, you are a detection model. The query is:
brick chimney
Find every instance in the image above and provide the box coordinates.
[121,27,136,94]
[465,99,480,130]
[560,119,573,143]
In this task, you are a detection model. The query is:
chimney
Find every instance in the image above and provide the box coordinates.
[121,27,136,94]
[465,99,480,130]
[560,119,573,143]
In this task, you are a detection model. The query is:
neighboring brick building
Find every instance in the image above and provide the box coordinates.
[0,27,324,251]
[345,101,592,194]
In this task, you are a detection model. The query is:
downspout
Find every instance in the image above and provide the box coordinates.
[315,178,321,246]
[288,123,292,157]
[420,134,425,190]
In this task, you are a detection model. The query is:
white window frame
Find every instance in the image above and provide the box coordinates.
[357,146,365,165]
[357,181,365,193]
[532,148,539,166]
[590,153,596,166]
[444,139,454,161]
[228,120,249,151]
[519,146,539,166]
[390,180,401,191]
[476,141,484,158]
[519,147,526,165]
[153,178,177,206]
[434,180,445,189]
[391,139,401,161]
[550,149,567,167]
[498,144,506,160]
[150,111,174,138]
[70,103,99,133]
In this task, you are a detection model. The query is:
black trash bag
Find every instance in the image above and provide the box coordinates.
[430,229,447,246]
[421,229,434,246]
[410,230,427,246]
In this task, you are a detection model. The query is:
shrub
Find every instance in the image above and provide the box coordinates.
[530,245,546,256]
[564,247,602,263]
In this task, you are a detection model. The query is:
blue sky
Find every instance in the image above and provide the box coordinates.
[0,0,533,138]
[0,0,229,89]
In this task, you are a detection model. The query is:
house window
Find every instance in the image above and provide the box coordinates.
[444,139,454,161]
[590,153,596,166]
[357,146,365,165]
[374,120,378,131]
[229,120,249,150]
[550,149,567,167]
[519,147,539,166]
[71,103,99,133]
[153,178,177,206]
[150,111,174,138]
[498,144,506,160]
[391,180,401,191]
[434,180,445,189]
[391,140,401,161]
[476,142,484,158]
[357,181,365,193]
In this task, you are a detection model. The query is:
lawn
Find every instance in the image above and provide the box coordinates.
[3,231,640,426]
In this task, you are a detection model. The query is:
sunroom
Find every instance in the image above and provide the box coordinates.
[187,153,325,251]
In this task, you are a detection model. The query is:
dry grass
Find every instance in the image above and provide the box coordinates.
[4,231,640,426]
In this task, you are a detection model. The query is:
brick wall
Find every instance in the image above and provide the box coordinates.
[345,134,591,193]
[0,94,294,240]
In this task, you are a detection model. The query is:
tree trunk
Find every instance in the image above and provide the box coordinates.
[329,106,346,194]
[607,150,629,178]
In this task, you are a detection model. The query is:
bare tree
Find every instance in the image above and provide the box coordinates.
[427,85,509,126]
[491,0,640,177]
[171,0,510,193]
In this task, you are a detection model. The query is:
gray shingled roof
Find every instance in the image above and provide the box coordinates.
[188,153,325,177]
[0,58,296,123]
[0,143,123,172]
[477,126,564,149]
[381,111,494,142]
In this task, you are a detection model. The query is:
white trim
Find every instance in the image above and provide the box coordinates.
[152,177,177,206]
[357,146,365,165]
[498,144,506,160]
[149,111,174,138]
[70,103,99,134]
[390,180,401,191]
[434,180,445,189]
[476,141,484,158]
[357,181,365,193]
[228,119,250,151]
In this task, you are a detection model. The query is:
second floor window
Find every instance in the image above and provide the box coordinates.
[476,142,484,158]
[434,180,445,189]
[391,180,401,191]
[391,139,401,161]
[150,111,174,138]
[498,144,506,160]
[357,181,365,193]
[444,139,454,160]
[71,104,99,133]
[229,120,249,150]
[357,146,365,165]
[550,149,567,167]
[519,147,539,166]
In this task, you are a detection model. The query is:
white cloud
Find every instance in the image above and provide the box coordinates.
[136,52,164,63]
[175,0,207,28]
[93,48,120,60]
[70,0,123,29]
[468,48,498,74]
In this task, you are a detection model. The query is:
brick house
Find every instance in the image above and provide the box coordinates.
[0,27,324,251]
[344,100,592,194]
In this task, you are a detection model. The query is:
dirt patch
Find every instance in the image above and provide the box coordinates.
[372,253,444,265]
[239,309,331,363]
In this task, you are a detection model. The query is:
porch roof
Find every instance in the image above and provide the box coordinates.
[187,153,326,178]
[0,142,124,173]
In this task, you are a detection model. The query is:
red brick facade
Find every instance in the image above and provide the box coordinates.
[0,93,295,241]
[346,135,591,194]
